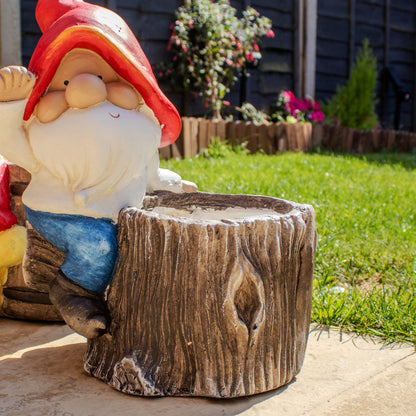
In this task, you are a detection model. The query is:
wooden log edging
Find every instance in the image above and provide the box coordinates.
[84,191,317,398]
[160,118,416,159]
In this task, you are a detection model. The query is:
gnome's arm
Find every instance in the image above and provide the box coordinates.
[146,150,183,193]
[146,151,198,193]
[0,66,40,172]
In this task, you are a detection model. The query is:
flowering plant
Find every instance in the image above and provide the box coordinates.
[159,0,274,119]
[271,91,325,124]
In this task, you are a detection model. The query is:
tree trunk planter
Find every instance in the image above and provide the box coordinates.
[84,191,316,398]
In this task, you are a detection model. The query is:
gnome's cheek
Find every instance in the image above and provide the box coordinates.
[35,91,68,123]
[106,82,143,110]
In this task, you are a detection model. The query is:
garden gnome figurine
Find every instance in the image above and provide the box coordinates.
[0,157,27,307]
[0,0,195,338]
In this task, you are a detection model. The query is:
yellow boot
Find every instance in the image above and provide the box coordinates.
[0,225,27,308]
[0,267,7,307]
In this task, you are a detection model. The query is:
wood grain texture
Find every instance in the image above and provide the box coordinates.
[1,164,63,321]
[85,192,316,397]
[22,228,65,293]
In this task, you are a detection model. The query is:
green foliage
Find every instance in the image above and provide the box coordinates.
[323,39,379,130]
[197,136,249,159]
[159,0,274,119]
[236,102,270,126]
[162,151,416,343]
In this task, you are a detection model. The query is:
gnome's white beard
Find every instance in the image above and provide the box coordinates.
[28,101,161,202]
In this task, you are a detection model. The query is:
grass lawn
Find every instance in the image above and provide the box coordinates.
[161,147,416,344]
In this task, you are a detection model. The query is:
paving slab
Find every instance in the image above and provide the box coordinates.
[0,318,415,416]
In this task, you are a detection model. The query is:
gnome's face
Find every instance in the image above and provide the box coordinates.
[34,49,145,123]
[26,48,162,204]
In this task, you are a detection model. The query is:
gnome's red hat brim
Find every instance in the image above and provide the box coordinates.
[25,1,181,148]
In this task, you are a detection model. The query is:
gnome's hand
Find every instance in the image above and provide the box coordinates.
[182,180,198,193]
[0,66,36,102]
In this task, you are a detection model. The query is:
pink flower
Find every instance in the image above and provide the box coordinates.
[182,44,188,52]
[282,91,296,103]
[223,100,230,106]
[313,100,321,111]
[266,29,275,38]
[285,102,298,117]
[245,53,254,62]
[253,43,260,51]
[310,111,325,123]
[295,98,311,112]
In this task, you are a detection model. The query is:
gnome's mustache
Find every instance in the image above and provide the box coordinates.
[27,101,162,201]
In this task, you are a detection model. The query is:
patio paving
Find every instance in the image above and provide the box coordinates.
[0,319,415,416]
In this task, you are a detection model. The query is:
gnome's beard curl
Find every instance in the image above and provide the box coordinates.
[27,101,161,207]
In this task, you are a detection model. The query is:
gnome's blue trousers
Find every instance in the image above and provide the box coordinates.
[25,207,118,294]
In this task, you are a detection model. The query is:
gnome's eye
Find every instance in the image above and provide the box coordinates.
[98,75,103,80]
[64,80,69,86]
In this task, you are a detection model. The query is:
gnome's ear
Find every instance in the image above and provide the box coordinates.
[36,0,84,33]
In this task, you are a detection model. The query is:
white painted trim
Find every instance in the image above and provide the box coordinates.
[304,0,317,98]
[0,0,22,67]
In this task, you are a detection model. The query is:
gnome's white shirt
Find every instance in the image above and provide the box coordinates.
[0,99,183,222]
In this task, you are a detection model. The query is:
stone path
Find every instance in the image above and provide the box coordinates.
[0,319,415,416]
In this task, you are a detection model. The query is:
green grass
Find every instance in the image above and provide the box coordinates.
[161,146,416,344]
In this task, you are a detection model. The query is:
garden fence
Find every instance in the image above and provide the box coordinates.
[159,117,416,159]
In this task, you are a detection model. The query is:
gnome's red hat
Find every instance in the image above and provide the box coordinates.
[25,0,181,148]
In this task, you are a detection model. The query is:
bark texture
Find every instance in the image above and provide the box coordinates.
[85,192,316,398]
[0,164,63,321]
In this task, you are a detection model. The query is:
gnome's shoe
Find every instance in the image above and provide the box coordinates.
[49,272,109,339]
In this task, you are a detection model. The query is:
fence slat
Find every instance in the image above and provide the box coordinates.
[276,123,287,152]
[207,120,217,145]
[198,119,209,153]
[191,118,199,157]
[215,120,227,141]
[159,145,171,160]
[410,133,416,151]
[182,117,192,158]
[226,121,236,144]
[246,122,259,153]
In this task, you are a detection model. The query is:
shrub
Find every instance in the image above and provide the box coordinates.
[159,0,274,119]
[323,39,379,130]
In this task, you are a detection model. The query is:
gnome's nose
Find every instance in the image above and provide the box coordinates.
[65,73,107,109]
